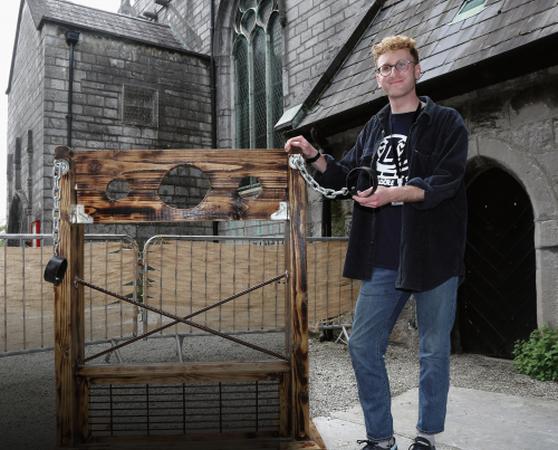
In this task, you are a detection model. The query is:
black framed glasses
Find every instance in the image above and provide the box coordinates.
[375,59,416,77]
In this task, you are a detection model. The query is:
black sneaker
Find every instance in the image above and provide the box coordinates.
[357,439,398,450]
[408,436,436,449]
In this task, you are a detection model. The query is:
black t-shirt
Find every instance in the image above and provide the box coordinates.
[372,110,416,270]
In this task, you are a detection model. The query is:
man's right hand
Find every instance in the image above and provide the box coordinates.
[284,135,317,158]
[284,135,327,172]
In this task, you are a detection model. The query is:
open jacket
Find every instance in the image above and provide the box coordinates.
[317,96,468,292]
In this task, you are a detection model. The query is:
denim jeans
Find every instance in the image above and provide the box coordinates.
[348,267,458,441]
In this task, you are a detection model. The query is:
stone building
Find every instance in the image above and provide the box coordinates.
[6,0,558,356]
[6,0,214,239]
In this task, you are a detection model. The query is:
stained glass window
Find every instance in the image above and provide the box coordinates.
[233,0,283,149]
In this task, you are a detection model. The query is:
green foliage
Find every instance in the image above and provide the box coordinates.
[513,327,558,382]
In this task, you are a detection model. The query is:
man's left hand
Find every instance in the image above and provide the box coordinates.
[352,186,394,208]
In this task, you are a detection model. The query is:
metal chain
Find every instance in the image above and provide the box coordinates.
[51,159,70,256]
[288,154,349,199]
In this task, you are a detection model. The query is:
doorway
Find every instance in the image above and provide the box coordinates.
[457,158,537,358]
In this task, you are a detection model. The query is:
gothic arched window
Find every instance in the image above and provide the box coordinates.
[233,0,283,149]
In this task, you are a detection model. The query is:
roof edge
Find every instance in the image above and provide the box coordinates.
[6,0,25,95]
[292,34,558,136]
[275,0,386,133]
[36,17,210,61]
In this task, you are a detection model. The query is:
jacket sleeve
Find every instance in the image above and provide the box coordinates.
[406,111,468,210]
[315,119,373,191]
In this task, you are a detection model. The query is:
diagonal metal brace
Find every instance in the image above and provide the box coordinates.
[76,273,288,362]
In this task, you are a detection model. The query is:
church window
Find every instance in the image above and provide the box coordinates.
[233,0,283,149]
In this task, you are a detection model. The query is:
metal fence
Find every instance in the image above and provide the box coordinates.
[0,234,357,356]
[0,233,139,356]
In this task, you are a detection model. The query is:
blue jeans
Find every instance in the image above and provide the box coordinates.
[348,268,458,441]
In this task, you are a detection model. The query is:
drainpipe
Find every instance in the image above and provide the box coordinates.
[210,0,217,150]
[65,30,80,147]
[210,0,219,236]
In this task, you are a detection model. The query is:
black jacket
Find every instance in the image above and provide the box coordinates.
[317,96,468,292]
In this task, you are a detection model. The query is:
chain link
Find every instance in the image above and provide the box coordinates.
[288,154,349,199]
[52,160,70,256]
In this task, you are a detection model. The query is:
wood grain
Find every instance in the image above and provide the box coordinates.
[64,147,289,223]
[79,360,289,385]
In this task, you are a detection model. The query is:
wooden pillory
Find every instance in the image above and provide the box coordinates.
[52,146,326,449]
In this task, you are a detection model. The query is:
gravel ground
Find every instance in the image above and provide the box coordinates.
[0,334,557,450]
[308,338,558,417]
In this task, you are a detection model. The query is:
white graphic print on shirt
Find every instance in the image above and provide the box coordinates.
[376,133,409,187]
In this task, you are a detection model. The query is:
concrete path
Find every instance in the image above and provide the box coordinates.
[314,387,558,450]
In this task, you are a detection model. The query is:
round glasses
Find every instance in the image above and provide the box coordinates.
[375,59,416,77]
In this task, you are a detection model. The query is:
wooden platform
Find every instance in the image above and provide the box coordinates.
[74,420,326,449]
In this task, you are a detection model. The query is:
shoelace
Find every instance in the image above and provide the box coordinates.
[408,436,434,449]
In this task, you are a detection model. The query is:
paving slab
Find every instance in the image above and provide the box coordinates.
[314,387,558,450]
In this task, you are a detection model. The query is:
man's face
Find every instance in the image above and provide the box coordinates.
[375,48,421,100]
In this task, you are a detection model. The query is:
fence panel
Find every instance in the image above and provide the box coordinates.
[143,236,287,335]
[0,234,357,355]
[0,234,139,355]
[143,236,358,335]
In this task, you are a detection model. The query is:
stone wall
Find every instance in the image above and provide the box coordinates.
[38,22,213,237]
[442,67,558,328]
[133,0,210,53]
[6,2,45,232]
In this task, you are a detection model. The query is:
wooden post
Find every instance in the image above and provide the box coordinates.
[288,161,309,439]
[54,147,87,447]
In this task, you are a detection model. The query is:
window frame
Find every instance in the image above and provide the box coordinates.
[121,84,159,128]
[453,0,487,23]
[232,2,283,149]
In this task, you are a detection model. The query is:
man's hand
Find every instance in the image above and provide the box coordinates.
[284,135,327,173]
[352,185,425,208]
[352,186,394,208]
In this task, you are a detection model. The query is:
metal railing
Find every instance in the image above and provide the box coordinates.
[0,233,139,356]
[0,233,356,356]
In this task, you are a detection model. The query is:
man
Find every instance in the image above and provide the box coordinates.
[285,35,468,450]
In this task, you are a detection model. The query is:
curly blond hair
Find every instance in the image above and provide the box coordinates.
[372,35,419,64]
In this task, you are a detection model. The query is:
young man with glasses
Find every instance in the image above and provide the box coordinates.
[285,35,468,450]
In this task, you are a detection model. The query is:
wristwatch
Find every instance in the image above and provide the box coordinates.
[305,151,321,164]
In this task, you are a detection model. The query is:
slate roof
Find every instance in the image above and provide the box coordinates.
[26,0,188,54]
[296,0,558,130]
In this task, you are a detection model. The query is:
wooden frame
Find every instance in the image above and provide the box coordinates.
[52,147,324,449]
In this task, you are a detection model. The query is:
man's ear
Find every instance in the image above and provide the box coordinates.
[415,63,422,80]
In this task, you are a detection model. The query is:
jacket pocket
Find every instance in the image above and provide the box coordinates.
[410,148,432,175]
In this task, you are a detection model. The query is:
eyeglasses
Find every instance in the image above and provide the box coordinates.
[375,59,416,77]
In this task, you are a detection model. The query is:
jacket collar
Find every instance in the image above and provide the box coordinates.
[377,96,434,129]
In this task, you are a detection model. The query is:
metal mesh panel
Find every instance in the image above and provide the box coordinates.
[269,13,284,148]
[234,37,250,148]
[253,28,267,149]
[89,381,280,436]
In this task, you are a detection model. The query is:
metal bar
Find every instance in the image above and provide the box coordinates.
[104,240,109,340]
[119,239,124,337]
[247,242,251,331]
[22,244,26,349]
[40,242,45,348]
[2,244,6,352]
[158,236,164,331]
[79,273,288,362]
[174,240,179,336]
